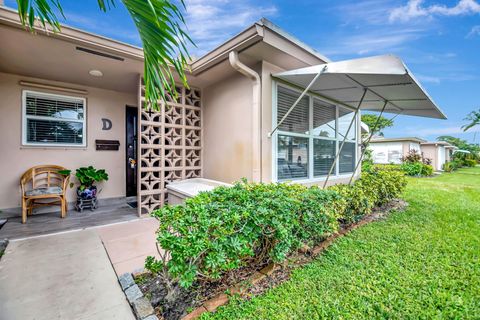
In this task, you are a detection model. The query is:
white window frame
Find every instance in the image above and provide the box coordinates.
[22,90,87,147]
[272,81,359,183]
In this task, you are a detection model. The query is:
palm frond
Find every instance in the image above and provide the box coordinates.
[15,0,193,109]
[16,0,65,31]
[462,109,480,132]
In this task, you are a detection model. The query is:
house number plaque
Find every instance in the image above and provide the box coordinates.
[101,118,112,130]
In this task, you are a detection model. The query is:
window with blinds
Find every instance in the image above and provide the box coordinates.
[277,86,309,134]
[312,98,336,138]
[339,142,355,173]
[314,139,335,176]
[275,84,357,181]
[23,91,86,146]
[338,107,356,141]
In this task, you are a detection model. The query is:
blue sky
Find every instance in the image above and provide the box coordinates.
[5,0,480,142]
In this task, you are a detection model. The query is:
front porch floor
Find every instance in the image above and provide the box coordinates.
[0,204,139,240]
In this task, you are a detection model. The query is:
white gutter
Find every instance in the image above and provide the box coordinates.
[229,51,262,182]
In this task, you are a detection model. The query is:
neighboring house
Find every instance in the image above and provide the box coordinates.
[0,6,446,217]
[369,137,427,164]
[421,141,456,171]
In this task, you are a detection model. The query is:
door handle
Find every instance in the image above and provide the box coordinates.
[129,158,136,169]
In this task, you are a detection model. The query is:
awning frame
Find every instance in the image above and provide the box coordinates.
[270,54,446,187]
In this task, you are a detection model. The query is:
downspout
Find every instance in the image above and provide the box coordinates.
[229,51,262,182]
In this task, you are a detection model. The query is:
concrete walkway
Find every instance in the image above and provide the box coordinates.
[0,230,135,320]
[97,218,161,276]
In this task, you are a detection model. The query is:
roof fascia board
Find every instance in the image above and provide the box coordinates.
[0,6,144,61]
[190,24,264,75]
[190,18,332,75]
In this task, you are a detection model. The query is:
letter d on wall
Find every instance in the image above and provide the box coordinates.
[101,118,112,130]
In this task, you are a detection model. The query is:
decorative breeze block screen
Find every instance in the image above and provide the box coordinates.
[139,83,202,214]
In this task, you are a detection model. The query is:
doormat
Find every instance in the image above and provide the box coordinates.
[127,201,138,209]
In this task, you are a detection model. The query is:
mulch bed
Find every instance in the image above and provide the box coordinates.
[136,199,408,320]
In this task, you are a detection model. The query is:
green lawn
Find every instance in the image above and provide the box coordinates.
[203,167,480,319]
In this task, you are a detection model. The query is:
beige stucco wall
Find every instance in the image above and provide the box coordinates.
[421,145,437,170]
[202,71,254,183]
[402,141,423,158]
[261,61,283,182]
[0,72,136,210]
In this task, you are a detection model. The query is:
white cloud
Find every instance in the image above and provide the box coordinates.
[467,25,480,37]
[184,0,277,56]
[389,0,480,22]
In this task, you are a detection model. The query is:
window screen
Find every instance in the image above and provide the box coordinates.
[277,86,309,134]
[24,91,86,146]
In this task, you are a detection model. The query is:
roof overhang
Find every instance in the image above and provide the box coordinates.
[421,141,453,147]
[371,137,427,143]
[274,55,447,119]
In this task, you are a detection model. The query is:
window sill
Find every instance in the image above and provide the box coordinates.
[277,173,358,184]
[20,145,88,151]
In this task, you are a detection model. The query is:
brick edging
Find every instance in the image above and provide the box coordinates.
[182,213,378,319]
[119,202,404,320]
[118,270,158,320]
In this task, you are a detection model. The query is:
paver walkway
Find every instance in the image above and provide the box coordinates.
[0,229,135,320]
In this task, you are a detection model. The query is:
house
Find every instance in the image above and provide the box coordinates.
[421,141,457,171]
[369,137,427,164]
[0,5,446,219]
[369,136,456,171]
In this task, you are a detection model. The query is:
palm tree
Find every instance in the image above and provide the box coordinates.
[15,0,193,109]
[462,109,480,132]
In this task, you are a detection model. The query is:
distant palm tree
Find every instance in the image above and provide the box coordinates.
[16,0,193,109]
[462,109,480,132]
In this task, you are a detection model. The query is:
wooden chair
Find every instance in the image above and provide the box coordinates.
[20,165,70,224]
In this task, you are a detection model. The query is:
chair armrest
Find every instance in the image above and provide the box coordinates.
[62,175,70,196]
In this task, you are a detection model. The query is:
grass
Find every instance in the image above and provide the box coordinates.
[202,167,480,319]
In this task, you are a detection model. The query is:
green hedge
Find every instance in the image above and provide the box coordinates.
[400,162,433,176]
[147,182,344,288]
[330,166,406,223]
[147,168,406,288]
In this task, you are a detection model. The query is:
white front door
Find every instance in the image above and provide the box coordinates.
[437,146,446,170]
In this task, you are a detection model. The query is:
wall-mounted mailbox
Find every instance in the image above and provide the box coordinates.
[95,140,120,151]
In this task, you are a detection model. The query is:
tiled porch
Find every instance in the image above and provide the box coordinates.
[0,204,139,240]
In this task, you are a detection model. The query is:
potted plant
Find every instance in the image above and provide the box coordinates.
[75,166,109,200]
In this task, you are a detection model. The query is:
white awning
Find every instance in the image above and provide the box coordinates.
[273,55,447,119]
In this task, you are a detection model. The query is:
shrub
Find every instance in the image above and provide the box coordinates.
[421,164,434,176]
[146,168,406,289]
[444,160,463,172]
[443,162,454,172]
[330,167,407,223]
[372,164,403,172]
[402,150,422,163]
[464,159,477,167]
[399,162,433,177]
[400,161,423,176]
[147,181,344,288]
